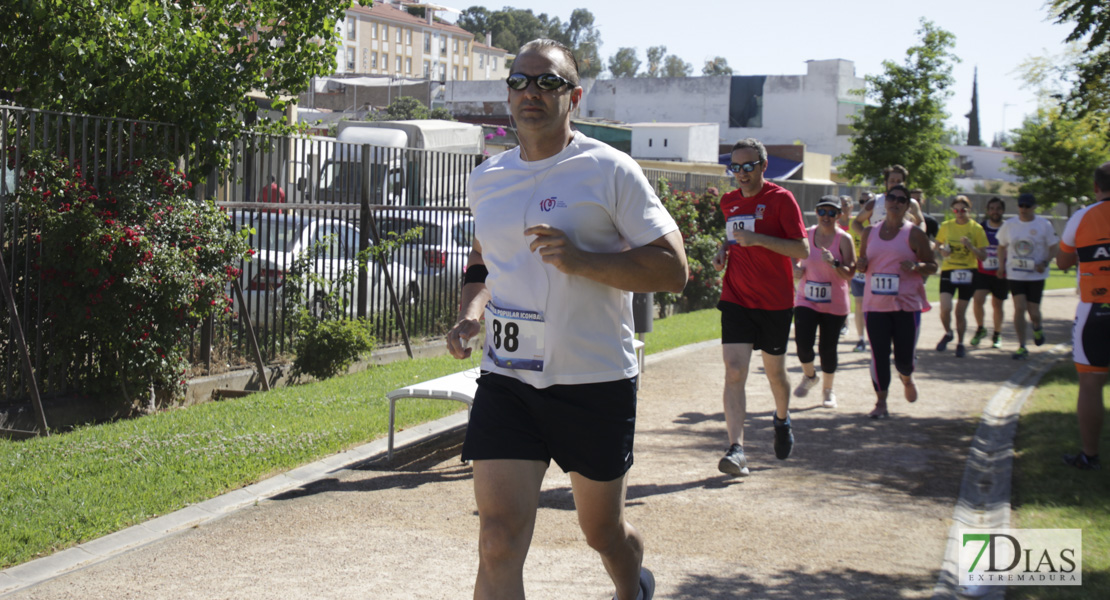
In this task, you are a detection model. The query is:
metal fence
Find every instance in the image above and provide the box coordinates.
[0,105,481,403]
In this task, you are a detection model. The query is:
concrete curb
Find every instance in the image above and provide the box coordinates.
[931,344,1070,600]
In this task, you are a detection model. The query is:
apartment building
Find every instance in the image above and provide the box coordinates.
[337,1,509,83]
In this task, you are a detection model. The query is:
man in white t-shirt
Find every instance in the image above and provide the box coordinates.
[997,193,1059,359]
[446,38,687,600]
[851,164,926,234]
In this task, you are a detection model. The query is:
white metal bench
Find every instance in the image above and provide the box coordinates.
[386,366,481,460]
[384,340,645,461]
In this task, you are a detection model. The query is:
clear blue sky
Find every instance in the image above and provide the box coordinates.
[446,0,1075,145]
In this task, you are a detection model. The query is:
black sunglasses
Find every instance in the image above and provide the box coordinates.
[886,194,910,203]
[506,73,572,91]
[816,207,840,217]
[728,159,763,173]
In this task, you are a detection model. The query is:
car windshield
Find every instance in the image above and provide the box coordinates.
[452,219,474,247]
[252,218,301,253]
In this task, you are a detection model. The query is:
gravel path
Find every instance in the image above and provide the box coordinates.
[2,291,1080,599]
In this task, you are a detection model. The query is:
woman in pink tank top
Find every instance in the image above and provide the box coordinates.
[857,185,937,418]
[792,196,856,408]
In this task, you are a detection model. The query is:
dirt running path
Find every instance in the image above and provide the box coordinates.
[7,291,1079,600]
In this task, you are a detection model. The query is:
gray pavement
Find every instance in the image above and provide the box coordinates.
[0,290,1081,599]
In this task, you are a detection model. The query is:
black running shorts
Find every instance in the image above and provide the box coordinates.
[718,301,793,355]
[1008,279,1046,304]
[461,372,637,482]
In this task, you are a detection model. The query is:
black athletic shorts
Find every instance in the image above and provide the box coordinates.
[973,271,1009,300]
[718,300,793,355]
[939,269,976,301]
[461,372,637,482]
[1008,279,1046,304]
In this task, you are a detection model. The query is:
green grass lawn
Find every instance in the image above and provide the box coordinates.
[0,308,720,569]
[1010,365,1110,598]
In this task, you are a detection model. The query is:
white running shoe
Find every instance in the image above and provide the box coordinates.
[794,374,819,397]
[822,389,837,408]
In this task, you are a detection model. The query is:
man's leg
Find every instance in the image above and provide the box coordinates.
[472,459,548,600]
[972,288,988,335]
[570,472,644,600]
[722,343,754,445]
[937,292,954,351]
[1028,301,1044,341]
[761,350,791,421]
[1012,294,1028,348]
[1077,372,1107,458]
[991,295,1005,338]
[955,297,970,345]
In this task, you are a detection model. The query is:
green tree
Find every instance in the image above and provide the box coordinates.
[839,19,959,199]
[642,46,667,78]
[702,57,733,76]
[1004,45,1109,216]
[457,6,603,77]
[663,55,693,78]
[1050,0,1110,135]
[565,8,602,78]
[0,0,352,175]
[607,47,641,78]
[1004,107,1108,215]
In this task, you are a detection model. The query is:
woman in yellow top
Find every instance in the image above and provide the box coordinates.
[934,196,989,358]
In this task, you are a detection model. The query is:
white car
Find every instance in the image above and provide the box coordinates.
[373,209,474,297]
[232,211,420,326]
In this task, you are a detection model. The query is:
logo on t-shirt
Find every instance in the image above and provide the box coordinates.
[755,204,766,220]
[539,197,567,212]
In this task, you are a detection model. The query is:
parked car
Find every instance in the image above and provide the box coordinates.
[373,209,474,297]
[232,211,420,326]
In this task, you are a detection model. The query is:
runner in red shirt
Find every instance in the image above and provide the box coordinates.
[712,138,808,476]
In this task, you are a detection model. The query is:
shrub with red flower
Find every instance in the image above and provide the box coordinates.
[7,151,252,402]
[657,180,726,313]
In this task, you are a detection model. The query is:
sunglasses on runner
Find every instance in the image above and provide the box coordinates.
[953,207,970,214]
[505,73,572,91]
[728,159,763,173]
[886,194,910,203]
[816,208,840,217]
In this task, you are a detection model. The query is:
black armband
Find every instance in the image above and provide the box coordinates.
[463,264,488,284]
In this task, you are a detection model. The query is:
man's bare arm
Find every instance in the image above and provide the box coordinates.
[527,226,689,293]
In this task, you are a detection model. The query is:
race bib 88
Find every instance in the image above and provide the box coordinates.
[485,303,545,371]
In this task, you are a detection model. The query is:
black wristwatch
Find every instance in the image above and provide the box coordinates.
[833,259,841,268]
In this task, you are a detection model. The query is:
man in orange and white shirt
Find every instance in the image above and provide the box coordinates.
[1057,161,1110,470]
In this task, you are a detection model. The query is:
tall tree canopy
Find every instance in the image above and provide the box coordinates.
[641,46,667,78]
[1050,0,1110,136]
[702,57,734,76]
[0,0,352,172]
[457,6,602,78]
[1004,45,1109,215]
[662,56,693,78]
[607,47,641,78]
[839,19,959,199]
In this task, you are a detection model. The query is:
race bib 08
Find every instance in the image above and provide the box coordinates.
[726,215,756,245]
[871,273,900,296]
[804,281,833,303]
[852,272,866,284]
[950,269,974,285]
[485,303,545,371]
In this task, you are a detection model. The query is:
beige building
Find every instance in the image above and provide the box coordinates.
[337,1,510,83]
